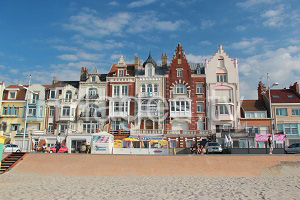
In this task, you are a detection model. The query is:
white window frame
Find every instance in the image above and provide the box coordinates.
[9,91,16,99]
[28,106,37,117]
[62,106,70,116]
[217,74,227,82]
[121,85,128,96]
[118,69,124,77]
[196,83,203,94]
[141,84,146,92]
[49,106,55,117]
[197,102,204,113]
[48,123,53,133]
[174,84,187,94]
[177,69,183,77]
[50,90,56,99]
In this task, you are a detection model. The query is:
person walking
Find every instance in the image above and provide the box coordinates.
[268,135,273,154]
[56,133,61,153]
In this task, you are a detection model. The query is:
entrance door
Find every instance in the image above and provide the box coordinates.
[172,121,189,131]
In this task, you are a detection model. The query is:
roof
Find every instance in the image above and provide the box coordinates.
[135,64,169,76]
[242,100,267,111]
[3,86,27,100]
[107,64,135,77]
[90,66,99,74]
[50,81,80,89]
[143,52,157,68]
[270,89,300,103]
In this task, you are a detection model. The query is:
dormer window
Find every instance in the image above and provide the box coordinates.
[66,90,72,99]
[177,69,183,77]
[118,69,124,77]
[9,91,16,99]
[91,76,96,82]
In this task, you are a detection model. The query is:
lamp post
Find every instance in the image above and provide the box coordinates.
[19,75,38,152]
[266,73,279,147]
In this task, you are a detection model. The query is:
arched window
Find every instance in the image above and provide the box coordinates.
[174,84,187,94]
[65,90,72,99]
[147,84,152,93]
[218,56,225,68]
[154,84,158,93]
[141,84,146,92]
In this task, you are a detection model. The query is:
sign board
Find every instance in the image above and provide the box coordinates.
[255,134,286,142]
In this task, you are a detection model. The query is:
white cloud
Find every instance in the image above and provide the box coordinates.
[57,54,79,61]
[261,5,285,27]
[110,54,122,60]
[186,54,210,63]
[237,0,279,8]
[57,50,102,61]
[128,0,157,8]
[109,1,119,6]
[72,35,123,50]
[239,46,300,98]
[236,25,247,32]
[231,38,265,53]
[200,40,212,45]
[200,20,215,29]
[9,69,19,74]
[53,46,78,51]
[64,8,183,37]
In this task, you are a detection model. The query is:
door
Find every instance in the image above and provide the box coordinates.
[172,121,189,131]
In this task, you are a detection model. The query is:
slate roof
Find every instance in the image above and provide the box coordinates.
[143,52,157,68]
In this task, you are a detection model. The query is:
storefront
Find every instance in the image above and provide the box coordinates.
[66,134,92,154]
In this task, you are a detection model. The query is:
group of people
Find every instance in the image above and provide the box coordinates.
[190,143,206,155]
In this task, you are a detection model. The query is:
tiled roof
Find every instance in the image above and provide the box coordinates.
[270,89,300,103]
[107,64,135,77]
[242,100,267,111]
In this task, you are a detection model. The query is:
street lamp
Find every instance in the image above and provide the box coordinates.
[19,76,38,152]
[266,73,279,147]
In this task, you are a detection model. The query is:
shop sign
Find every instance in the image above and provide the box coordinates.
[255,134,286,142]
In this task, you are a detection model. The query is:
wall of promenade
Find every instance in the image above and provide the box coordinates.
[11,154,300,176]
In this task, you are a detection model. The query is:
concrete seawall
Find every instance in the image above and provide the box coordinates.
[10,154,300,176]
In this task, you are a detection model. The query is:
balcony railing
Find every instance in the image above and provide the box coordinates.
[138,92,160,98]
[165,130,211,136]
[84,94,99,100]
[139,111,159,116]
[110,130,130,135]
[130,129,164,135]
[80,111,102,118]
[170,111,191,118]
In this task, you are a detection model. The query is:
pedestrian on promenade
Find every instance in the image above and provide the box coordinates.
[268,135,273,154]
[56,133,61,153]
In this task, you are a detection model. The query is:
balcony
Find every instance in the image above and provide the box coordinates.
[165,130,211,136]
[130,129,163,136]
[215,114,233,121]
[57,115,75,122]
[110,130,130,135]
[138,92,160,98]
[170,111,191,118]
[80,111,102,118]
[84,94,99,100]
[139,110,159,117]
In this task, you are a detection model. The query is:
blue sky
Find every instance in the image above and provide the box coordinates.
[0,0,300,98]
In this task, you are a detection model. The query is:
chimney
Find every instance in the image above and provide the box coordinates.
[290,82,299,94]
[80,67,88,81]
[162,54,167,67]
[257,81,266,100]
[52,77,57,84]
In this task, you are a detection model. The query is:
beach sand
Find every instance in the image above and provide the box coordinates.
[1,155,300,200]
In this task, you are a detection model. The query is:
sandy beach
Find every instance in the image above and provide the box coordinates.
[1,154,300,200]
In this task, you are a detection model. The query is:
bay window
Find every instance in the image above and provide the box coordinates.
[62,106,70,116]
[113,102,128,113]
[170,101,191,116]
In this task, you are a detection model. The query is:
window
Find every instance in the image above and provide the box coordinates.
[141,100,158,113]
[148,66,153,77]
[62,106,70,116]
[245,112,267,118]
[287,95,295,98]
[276,108,288,116]
[111,121,128,131]
[49,106,55,117]
[196,83,203,94]
[91,76,96,82]
[170,101,191,115]
[217,74,227,82]
[65,90,72,99]
[11,107,19,116]
[292,109,300,116]
[141,84,146,92]
[154,84,158,93]
[9,92,16,99]
[177,69,182,77]
[113,102,128,112]
[11,124,19,131]
[28,106,37,117]
[122,86,128,96]
[147,84,152,93]
[2,107,8,115]
[48,123,53,133]
[174,84,187,94]
[118,69,124,77]
[83,121,99,133]
[219,105,229,114]
[197,102,204,112]
[60,124,68,132]
[282,124,299,135]
[113,86,120,96]
[88,88,98,97]
[50,90,56,99]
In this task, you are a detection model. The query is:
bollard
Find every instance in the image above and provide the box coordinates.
[0,136,6,168]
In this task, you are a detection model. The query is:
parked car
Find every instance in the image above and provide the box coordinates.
[205,142,223,154]
[3,144,22,153]
[50,146,69,153]
[285,143,300,154]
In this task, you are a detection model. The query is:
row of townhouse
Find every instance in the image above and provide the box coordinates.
[0,44,299,151]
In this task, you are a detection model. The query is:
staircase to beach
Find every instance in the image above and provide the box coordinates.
[0,152,28,174]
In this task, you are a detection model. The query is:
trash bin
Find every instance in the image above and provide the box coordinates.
[0,136,6,168]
